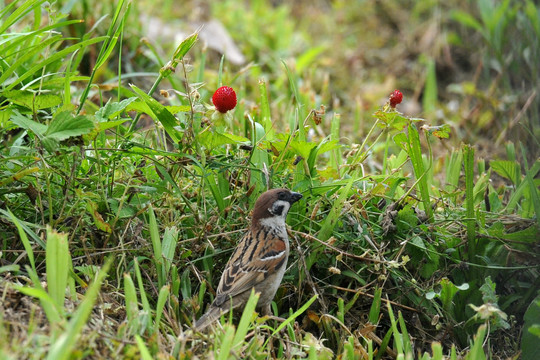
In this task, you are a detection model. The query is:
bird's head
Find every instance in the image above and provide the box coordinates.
[251,188,303,228]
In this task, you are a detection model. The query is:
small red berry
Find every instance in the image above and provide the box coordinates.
[212,86,237,113]
[389,89,403,108]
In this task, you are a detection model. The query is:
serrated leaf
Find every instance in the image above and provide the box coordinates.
[41,137,59,153]
[374,110,410,130]
[46,111,94,140]
[290,140,317,159]
[490,160,520,184]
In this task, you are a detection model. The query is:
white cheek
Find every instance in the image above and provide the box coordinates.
[272,200,291,218]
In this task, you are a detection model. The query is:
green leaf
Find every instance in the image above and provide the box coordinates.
[423,58,438,113]
[45,111,94,140]
[130,84,181,143]
[232,290,259,348]
[46,226,70,314]
[5,36,108,91]
[490,160,520,185]
[123,273,139,331]
[154,285,170,334]
[47,259,111,360]
[197,128,250,150]
[290,140,317,159]
[135,335,154,360]
[451,10,483,32]
[162,226,179,272]
[369,287,382,324]
[424,124,451,139]
[374,111,409,131]
[172,32,198,61]
[393,132,408,151]
[467,325,487,360]
[86,200,112,233]
[10,111,47,136]
[126,100,190,115]
[4,90,62,110]
[522,296,540,360]
[439,278,468,312]
[296,45,326,72]
[4,208,36,273]
[85,119,128,141]
[95,97,137,121]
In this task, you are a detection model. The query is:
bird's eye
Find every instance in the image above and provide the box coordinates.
[278,192,287,200]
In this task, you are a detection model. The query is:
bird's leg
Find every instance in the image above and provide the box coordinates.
[261,304,287,323]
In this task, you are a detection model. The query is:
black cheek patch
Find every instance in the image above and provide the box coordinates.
[272,205,284,216]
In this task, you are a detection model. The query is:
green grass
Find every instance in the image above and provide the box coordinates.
[1,0,539,359]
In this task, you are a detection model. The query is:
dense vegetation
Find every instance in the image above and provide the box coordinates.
[1,0,539,359]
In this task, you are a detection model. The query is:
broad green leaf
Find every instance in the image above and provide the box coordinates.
[162,227,179,272]
[490,160,520,184]
[95,97,137,121]
[3,90,62,110]
[290,140,317,159]
[374,111,409,131]
[197,128,250,150]
[46,111,94,140]
[521,295,540,360]
[85,119,128,141]
[10,111,47,135]
[393,132,408,151]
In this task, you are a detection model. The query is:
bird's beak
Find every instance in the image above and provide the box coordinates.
[289,192,303,204]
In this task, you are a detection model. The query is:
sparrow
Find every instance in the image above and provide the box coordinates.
[193,188,303,330]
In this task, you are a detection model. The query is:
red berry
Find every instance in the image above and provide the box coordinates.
[212,86,237,113]
[389,89,403,108]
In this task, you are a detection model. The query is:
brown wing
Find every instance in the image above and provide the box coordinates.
[213,227,287,307]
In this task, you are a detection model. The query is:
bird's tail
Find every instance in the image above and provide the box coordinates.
[193,306,227,331]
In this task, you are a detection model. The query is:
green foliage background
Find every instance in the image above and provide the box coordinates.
[0,0,539,359]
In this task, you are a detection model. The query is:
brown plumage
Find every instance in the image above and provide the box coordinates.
[193,188,302,330]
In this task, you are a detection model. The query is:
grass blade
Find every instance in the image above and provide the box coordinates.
[47,258,112,360]
[46,226,70,314]
[464,144,476,261]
